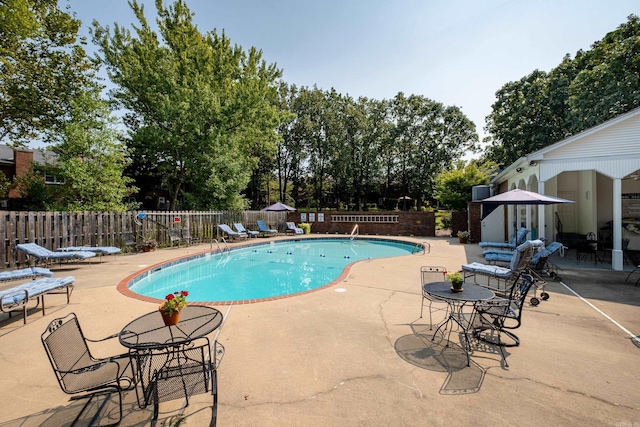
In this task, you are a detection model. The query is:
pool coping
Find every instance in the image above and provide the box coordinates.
[116,236,425,306]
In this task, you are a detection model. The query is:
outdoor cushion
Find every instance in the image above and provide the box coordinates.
[0,267,53,282]
[17,243,96,262]
[57,246,121,255]
[0,276,75,306]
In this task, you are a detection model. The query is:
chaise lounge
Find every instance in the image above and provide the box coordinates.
[479,227,529,251]
[234,223,259,238]
[17,243,96,266]
[0,266,53,282]
[286,222,304,235]
[256,220,278,236]
[218,224,247,240]
[0,276,75,323]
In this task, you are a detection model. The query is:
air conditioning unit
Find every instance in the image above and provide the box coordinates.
[472,185,491,201]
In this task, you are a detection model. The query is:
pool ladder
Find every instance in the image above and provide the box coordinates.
[213,238,230,255]
[412,241,430,255]
[350,224,359,240]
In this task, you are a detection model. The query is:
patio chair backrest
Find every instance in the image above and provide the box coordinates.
[420,266,447,285]
[515,227,529,245]
[504,273,535,329]
[41,313,96,393]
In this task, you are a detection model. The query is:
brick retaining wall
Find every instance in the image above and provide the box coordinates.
[286,211,435,237]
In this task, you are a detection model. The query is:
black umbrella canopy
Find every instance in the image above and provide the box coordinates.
[261,202,296,211]
[475,189,574,220]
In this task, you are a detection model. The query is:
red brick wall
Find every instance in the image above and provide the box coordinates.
[8,149,33,198]
[468,203,481,243]
[451,210,468,239]
[287,211,435,236]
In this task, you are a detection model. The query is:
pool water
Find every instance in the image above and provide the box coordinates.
[129,238,418,302]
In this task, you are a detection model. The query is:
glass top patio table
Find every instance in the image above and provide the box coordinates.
[119,305,223,350]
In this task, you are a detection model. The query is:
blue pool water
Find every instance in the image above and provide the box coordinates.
[129,238,419,302]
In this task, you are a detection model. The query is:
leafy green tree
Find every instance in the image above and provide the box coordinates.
[390,93,478,208]
[484,14,640,166]
[567,15,640,132]
[434,161,495,211]
[54,91,137,212]
[484,70,561,165]
[0,171,10,198]
[93,0,283,210]
[16,91,138,212]
[1,0,97,145]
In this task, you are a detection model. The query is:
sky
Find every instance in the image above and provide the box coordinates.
[67,0,639,155]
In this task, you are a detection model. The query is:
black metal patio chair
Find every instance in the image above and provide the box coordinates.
[473,273,535,347]
[41,313,134,426]
[130,337,224,425]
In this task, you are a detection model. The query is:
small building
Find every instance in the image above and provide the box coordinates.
[479,107,640,271]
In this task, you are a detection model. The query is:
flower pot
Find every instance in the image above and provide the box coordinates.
[458,237,468,244]
[450,281,464,292]
[159,305,181,326]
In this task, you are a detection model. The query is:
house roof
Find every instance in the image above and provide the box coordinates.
[492,106,640,184]
[0,145,57,165]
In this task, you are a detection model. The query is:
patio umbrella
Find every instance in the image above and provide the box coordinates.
[475,188,574,228]
[261,202,296,211]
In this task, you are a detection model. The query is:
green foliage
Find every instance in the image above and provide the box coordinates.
[16,91,137,212]
[0,0,97,145]
[298,222,311,234]
[484,15,640,166]
[0,172,10,197]
[434,162,495,211]
[436,211,452,230]
[92,0,285,210]
[15,164,59,210]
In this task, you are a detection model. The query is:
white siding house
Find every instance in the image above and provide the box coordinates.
[487,107,640,270]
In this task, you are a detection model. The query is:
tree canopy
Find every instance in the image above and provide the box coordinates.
[92,0,284,210]
[484,14,640,166]
[0,0,97,145]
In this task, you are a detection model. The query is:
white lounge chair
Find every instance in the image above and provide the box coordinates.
[234,223,259,237]
[218,224,247,240]
[286,222,304,235]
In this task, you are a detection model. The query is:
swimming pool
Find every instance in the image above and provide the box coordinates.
[125,237,421,303]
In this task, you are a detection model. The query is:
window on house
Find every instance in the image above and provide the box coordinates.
[44,171,64,184]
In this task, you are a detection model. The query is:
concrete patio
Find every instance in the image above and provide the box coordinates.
[0,235,638,426]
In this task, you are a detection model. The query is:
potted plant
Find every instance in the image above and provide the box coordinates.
[447,271,464,292]
[299,222,311,234]
[159,290,188,326]
[457,230,471,244]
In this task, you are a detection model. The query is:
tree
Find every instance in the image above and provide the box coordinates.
[1,0,97,145]
[390,93,478,208]
[484,14,640,166]
[16,90,138,212]
[567,15,640,132]
[484,70,561,165]
[434,161,495,211]
[93,0,283,210]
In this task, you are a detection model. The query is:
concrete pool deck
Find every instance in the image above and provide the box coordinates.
[0,235,638,426]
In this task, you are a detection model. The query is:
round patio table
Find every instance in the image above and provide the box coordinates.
[119,305,223,350]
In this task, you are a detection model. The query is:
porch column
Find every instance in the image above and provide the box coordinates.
[537,181,546,241]
[612,178,623,270]
[525,183,532,238]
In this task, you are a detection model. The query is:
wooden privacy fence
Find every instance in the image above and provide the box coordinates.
[3,210,288,268]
